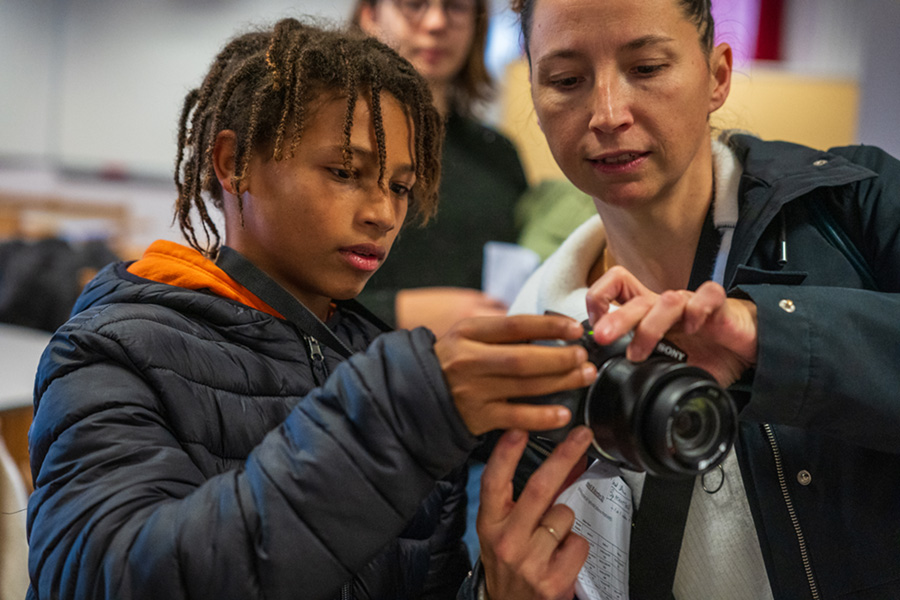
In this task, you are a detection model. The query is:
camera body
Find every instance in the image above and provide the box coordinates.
[524,320,738,479]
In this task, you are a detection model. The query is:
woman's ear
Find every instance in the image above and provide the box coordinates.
[708,42,733,114]
[356,2,380,36]
[212,130,239,195]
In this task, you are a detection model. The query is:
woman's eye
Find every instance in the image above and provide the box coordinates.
[633,64,666,77]
[550,75,581,89]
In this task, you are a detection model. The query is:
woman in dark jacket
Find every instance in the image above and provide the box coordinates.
[25,18,597,600]
[465,0,900,599]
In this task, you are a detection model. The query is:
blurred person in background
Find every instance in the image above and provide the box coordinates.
[352,0,529,338]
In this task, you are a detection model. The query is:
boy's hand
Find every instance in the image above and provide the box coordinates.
[434,314,597,435]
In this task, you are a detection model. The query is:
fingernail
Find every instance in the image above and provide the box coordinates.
[572,426,593,444]
[505,429,526,444]
[556,407,572,425]
[598,322,613,340]
[582,363,597,384]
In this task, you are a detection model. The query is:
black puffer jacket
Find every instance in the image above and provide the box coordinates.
[26,258,476,600]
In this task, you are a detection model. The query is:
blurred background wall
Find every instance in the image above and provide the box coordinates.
[0,0,898,245]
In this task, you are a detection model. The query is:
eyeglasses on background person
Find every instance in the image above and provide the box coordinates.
[391,0,477,26]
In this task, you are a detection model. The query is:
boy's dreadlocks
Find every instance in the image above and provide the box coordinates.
[174,17,443,256]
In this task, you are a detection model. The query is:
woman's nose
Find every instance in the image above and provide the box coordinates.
[588,75,634,134]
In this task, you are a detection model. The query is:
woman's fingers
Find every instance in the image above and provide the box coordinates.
[627,290,691,361]
[478,427,594,600]
[509,427,593,527]
[478,429,530,525]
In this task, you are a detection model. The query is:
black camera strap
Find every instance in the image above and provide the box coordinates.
[628,204,719,600]
[215,246,390,359]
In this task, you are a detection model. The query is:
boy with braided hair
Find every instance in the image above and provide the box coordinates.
[25,17,596,600]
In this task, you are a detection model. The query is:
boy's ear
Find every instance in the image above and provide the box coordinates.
[212,130,239,195]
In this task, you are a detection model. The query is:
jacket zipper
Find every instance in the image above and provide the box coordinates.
[303,335,329,385]
[306,333,348,600]
[761,424,820,599]
[527,438,552,459]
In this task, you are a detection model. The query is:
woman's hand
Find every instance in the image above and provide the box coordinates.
[477,427,593,600]
[435,314,597,435]
[585,266,758,387]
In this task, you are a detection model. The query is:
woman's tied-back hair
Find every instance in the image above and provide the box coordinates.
[174,17,443,257]
[511,0,715,60]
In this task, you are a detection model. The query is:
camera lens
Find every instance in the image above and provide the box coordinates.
[641,374,735,476]
[671,394,721,458]
[519,320,738,479]
[583,357,736,477]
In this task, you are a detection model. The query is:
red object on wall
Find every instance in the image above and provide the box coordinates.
[754,0,784,60]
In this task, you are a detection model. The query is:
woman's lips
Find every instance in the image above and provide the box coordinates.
[589,151,649,173]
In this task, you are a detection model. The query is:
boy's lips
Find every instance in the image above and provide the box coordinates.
[339,243,386,272]
[341,243,386,259]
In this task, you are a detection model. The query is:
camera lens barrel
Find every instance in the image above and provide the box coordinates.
[586,357,737,478]
[518,321,738,479]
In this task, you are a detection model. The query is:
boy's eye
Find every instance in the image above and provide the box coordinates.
[330,167,356,180]
[389,181,412,198]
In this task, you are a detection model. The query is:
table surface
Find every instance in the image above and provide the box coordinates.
[0,324,52,411]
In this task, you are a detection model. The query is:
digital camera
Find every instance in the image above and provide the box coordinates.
[522,319,738,478]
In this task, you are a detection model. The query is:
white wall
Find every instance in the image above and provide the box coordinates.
[855,0,900,158]
[0,0,59,160]
[0,0,897,247]
[1,0,353,176]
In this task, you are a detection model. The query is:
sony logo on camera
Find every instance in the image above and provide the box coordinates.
[654,340,686,362]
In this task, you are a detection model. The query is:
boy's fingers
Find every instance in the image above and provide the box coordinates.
[448,314,585,345]
[471,403,573,436]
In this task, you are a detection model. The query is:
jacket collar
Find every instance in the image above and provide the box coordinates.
[727,133,877,197]
[126,240,283,318]
[723,134,877,286]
